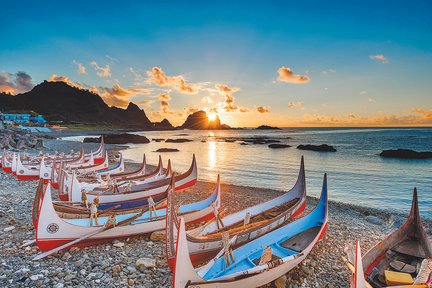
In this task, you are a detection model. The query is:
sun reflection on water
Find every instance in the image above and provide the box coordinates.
[208,140,217,171]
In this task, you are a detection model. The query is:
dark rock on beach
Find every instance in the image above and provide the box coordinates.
[165,138,193,143]
[152,138,165,142]
[379,149,432,159]
[154,148,180,152]
[268,144,291,149]
[297,144,336,152]
[90,134,150,144]
[256,125,281,130]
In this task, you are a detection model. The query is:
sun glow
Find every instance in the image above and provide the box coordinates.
[208,112,218,121]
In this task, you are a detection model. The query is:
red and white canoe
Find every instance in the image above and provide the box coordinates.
[16,151,109,181]
[348,188,432,288]
[166,156,307,270]
[33,176,220,253]
[67,155,197,206]
[58,155,166,202]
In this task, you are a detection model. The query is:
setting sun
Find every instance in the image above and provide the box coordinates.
[208,112,218,122]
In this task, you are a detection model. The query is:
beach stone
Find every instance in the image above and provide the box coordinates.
[366,215,383,225]
[112,265,121,273]
[150,230,165,241]
[113,240,125,248]
[274,275,287,288]
[3,226,15,232]
[128,279,135,285]
[63,274,75,281]
[136,258,156,269]
[30,274,41,281]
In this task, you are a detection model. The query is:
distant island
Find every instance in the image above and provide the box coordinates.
[256,125,281,130]
[0,80,230,131]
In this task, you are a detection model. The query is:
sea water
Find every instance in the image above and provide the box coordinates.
[66,128,432,218]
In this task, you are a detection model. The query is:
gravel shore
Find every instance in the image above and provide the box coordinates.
[1,158,430,287]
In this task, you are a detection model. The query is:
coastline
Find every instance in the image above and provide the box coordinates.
[1,132,431,287]
[1,157,431,287]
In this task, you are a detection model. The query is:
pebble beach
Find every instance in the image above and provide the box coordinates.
[1,146,431,287]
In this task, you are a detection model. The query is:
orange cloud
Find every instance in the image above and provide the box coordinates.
[215,84,240,112]
[300,109,432,126]
[90,61,111,77]
[49,74,85,90]
[413,107,432,119]
[288,101,304,108]
[277,67,310,84]
[73,60,87,74]
[239,107,251,113]
[98,84,151,108]
[256,106,270,113]
[0,71,34,94]
[369,54,388,64]
[48,74,150,108]
[145,67,199,94]
[157,93,171,113]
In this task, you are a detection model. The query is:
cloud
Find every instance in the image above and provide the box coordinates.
[202,96,213,104]
[368,98,376,103]
[145,67,199,94]
[98,84,151,108]
[360,91,368,95]
[105,55,118,63]
[256,106,270,113]
[90,61,111,77]
[49,74,150,108]
[215,84,240,112]
[288,101,304,108]
[300,109,432,126]
[239,107,251,113]
[369,54,388,64]
[321,69,336,75]
[277,66,310,84]
[73,60,87,74]
[0,71,34,94]
[413,107,432,119]
[48,74,88,90]
[156,93,172,113]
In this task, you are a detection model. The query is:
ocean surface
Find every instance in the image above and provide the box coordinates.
[66,128,432,218]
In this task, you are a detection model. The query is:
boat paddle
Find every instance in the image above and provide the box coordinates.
[33,207,146,261]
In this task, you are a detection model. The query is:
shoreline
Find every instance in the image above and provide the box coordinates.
[1,160,431,287]
[2,132,431,287]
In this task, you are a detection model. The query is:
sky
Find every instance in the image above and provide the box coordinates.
[1,0,432,127]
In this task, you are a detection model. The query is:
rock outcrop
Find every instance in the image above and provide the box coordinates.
[380,149,432,159]
[297,144,336,152]
[0,81,153,128]
[179,111,230,130]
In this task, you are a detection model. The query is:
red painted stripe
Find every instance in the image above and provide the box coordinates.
[3,167,12,173]
[175,179,197,191]
[291,201,306,218]
[16,175,40,181]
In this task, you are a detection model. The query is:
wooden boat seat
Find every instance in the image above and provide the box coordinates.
[392,239,428,259]
[280,226,321,252]
[390,260,416,274]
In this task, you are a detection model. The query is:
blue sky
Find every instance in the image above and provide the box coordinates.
[1,0,432,126]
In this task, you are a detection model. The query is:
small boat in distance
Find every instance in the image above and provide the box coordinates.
[347,188,432,287]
